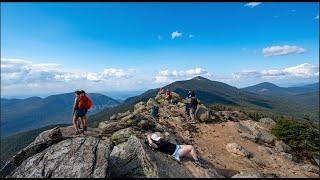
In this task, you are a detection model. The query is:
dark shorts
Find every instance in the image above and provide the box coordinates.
[74,109,87,118]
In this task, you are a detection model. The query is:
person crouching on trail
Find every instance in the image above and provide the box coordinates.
[146,132,204,167]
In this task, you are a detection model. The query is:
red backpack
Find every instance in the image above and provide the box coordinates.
[78,96,93,109]
[86,97,93,109]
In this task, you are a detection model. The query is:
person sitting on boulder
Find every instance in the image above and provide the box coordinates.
[146,132,204,167]
[150,105,159,121]
[158,88,165,95]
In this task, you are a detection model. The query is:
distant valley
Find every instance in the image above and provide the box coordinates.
[1,93,120,137]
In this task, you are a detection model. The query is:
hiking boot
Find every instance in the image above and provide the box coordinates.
[83,126,87,131]
[170,156,181,164]
[193,159,205,167]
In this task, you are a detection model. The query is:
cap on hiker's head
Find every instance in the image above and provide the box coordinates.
[151,133,161,141]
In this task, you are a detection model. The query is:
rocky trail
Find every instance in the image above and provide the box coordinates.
[1,92,319,178]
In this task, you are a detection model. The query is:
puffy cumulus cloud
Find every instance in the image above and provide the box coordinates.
[262,45,305,57]
[171,31,182,39]
[86,68,135,82]
[315,14,319,20]
[154,68,212,84]
[260,69,286,77]
[1,58,65,85]
[244,2,262,8]
[282,63,319,78]
[232,70,260,79]
[233,63,319,80]
[54,72,87,82]
[1,58,135,86]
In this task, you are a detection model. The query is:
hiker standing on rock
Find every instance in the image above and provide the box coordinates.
[165,90,173,104]
[79,90,92,133]
[72,90,92,135]
[147,132,204,167]
[186,90,198,124]
[72,90,82,134]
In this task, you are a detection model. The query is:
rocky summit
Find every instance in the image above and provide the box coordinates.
[1,93,319,178]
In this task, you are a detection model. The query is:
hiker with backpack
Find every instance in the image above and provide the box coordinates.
[72,90,93,135]
[146,132,204,167]
[72,90,81,134]
[79,90,92,132]
[185,90,198,123]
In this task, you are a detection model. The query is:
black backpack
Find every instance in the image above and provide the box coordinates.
[151,106,159,117]
[191,97,198,108]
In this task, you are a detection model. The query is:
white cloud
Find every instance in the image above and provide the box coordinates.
[282,63,319,78]
[154,68,212,84]
[262,45,305,57]
[232,70,260,79]
[157,35,163,40]
[1,58,66,85]
[86,68,134,82]
[244,2,262,8]
[189,34,194,38]
[171,31,182,39]
[315,14,319,20]
[1,58,135,86]
[233,63,319,80]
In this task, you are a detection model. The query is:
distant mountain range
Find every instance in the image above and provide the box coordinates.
[1,77,318,169]
[1,93,120,137]
[91,76,319,127]
[125,76,276,109]
[2,77,318,137]
[100,90,145,101]
[242,82,319,96]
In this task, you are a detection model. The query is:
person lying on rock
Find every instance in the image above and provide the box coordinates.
[146,132,204,167]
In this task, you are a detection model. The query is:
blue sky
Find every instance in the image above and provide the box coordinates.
[1,2,319,97]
